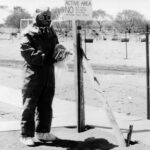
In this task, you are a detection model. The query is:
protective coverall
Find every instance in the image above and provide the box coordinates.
[20,25,59,137]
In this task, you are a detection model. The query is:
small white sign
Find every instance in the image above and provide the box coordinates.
[64,0,92,20]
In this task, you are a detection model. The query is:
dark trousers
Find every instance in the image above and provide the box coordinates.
[21,65,55,137]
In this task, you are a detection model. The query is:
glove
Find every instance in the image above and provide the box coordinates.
[53,44,72,63]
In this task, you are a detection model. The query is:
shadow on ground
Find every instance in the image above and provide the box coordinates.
[35,137,117,150]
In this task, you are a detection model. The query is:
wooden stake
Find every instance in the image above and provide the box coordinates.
[72,20,85,132]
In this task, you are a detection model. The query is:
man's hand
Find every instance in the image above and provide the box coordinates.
[53,44,72,63]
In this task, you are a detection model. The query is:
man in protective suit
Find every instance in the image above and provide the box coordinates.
[20,8,66,146]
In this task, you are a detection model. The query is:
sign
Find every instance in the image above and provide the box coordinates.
[64,0,92,20]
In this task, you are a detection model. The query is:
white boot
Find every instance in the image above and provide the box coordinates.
[35,132,58,142]
[20,137,35,146]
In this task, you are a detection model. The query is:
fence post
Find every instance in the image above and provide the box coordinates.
[125,31,128,59]
[145,24,150,119]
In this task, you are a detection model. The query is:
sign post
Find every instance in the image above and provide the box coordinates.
[64,0,92,132]
[145,24,150,119]
[77,25,85,132]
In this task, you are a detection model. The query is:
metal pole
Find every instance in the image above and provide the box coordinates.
[146,24,150,119]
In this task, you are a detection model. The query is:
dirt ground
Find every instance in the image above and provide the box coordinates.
[0,63,147,121]
[1,127,150,150]
[0,39,149,149]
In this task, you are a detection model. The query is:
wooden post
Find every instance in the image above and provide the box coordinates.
[146,24,150,119]
[64,0,92,133]
[125,32,128,59]
[72,20,85,132]
[77,25,85,132]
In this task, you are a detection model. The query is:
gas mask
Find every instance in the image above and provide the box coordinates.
[35,9,51,28]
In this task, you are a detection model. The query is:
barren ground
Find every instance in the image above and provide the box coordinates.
[0,38,149,150]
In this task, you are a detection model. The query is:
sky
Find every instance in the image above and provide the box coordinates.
[1,0,150,19]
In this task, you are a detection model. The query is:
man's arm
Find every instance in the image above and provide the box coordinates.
[20,35,45,66]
